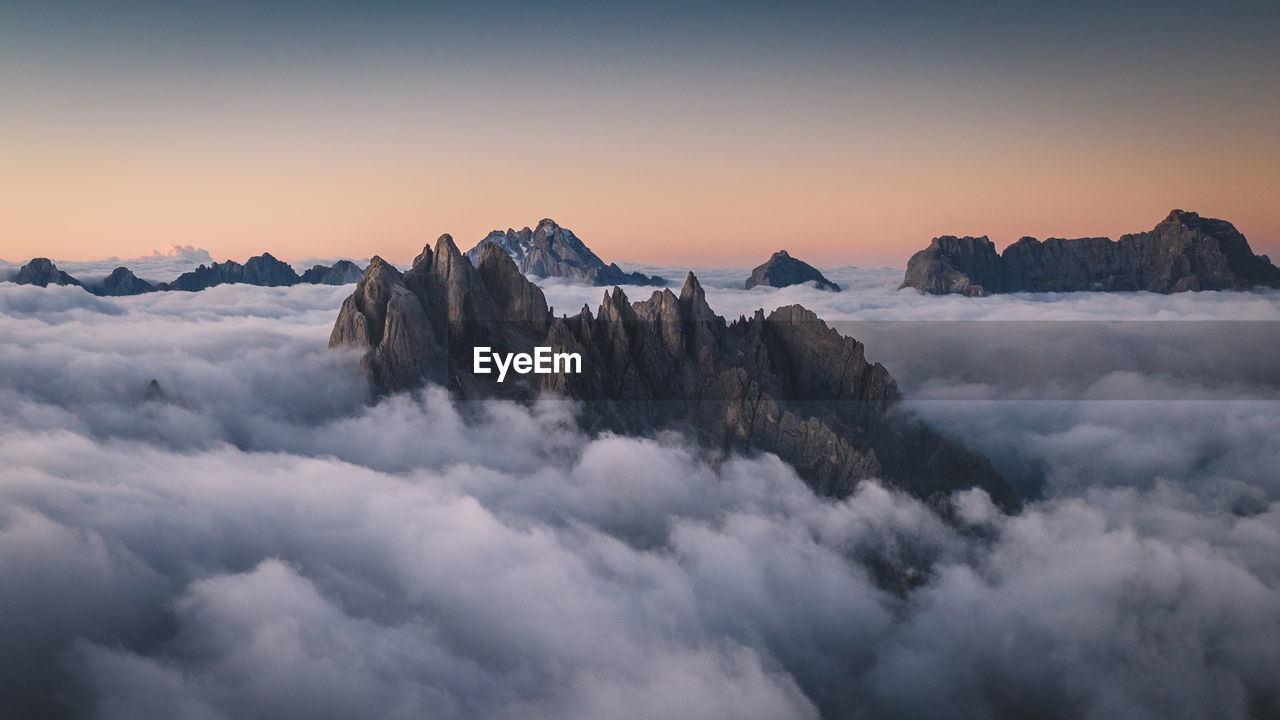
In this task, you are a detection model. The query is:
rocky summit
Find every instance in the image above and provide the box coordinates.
[901,210,1280,296]
[15,258,82,288]
[163,252,302,291]
[899,236,1004,297]
[93,267,155,296]
[745,250,840,291]
[464,218,667,286]
[300,260,365,285]
[331,234,1016,507]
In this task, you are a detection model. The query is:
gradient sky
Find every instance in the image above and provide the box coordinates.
[2,0,1278,266]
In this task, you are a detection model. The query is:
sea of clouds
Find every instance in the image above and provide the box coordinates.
[2,270,1279,719]
[0,246,217,285]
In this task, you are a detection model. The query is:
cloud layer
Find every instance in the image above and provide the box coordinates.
[0,246,215,285]
[0,245,370,286]
[1,279,1278,719]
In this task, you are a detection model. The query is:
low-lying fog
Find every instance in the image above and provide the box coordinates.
[2,270,1278,719]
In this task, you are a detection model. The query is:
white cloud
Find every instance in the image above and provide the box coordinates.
[549,263,1280,322]
[0,246,216,285]
[1,280,1279,719]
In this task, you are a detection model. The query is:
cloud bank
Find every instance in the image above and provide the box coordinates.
[1,279,1278,719]
[0,246,215,285]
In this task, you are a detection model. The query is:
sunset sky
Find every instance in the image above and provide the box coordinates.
[2,1,1277,267]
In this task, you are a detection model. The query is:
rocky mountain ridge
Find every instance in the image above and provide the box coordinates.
[331,234,1016,507]
[901,210,1280,296]
[745,250,840,291]
[464,218,667,286]
[15,258,82,288]
[7,255,365,296]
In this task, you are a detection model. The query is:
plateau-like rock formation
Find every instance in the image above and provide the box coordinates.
[900,236,1003,297]
[91,267,155,296]
[901,210,1280,296]
[333,234,1015,507]
[300,260,364,285]
[465,219,667,286]
[745,250,840,291]
[15,259,81,288]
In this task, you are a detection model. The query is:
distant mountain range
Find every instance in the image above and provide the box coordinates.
[900,210,1280,296]
[464,218,667,286]
[12,209,1275,300]
[7,254,364,295]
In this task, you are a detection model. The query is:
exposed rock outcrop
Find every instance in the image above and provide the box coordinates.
[745,250,840,291]
[242,253,301,286]
[465,219,668,286]
[900,236,1003,297]
[15,259,81,288]
[300,260,364,285]
[901,210,1280,295]
[163,252,300,291]
[333,234,1016,507]
[91,267,155,296]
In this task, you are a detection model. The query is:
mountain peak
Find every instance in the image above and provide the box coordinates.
[300,260,365,286]
[464,219,667,286]
[366,255,395,273]
[329,239,1015,508]
[434,234,461,257]
[680,271,704,299]
[412,244,433,268]
[96,266,154,296]
[745,251,840,292]
[16,258,82,288]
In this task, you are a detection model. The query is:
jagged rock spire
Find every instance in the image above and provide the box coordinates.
[329,241,1017,508]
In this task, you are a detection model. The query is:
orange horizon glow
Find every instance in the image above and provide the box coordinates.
[4,189,1276,270]
[5,114,1278,268]
[5,98,1276,268]
[4,5,1278,269]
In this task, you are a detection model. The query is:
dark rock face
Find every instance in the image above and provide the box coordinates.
[163,261,244,292]
[900,236,1002,297]
[91,267,155,296]
[901,210,1280,295]
[745,250,840,291]
[300,260,364,285]
[333,235,1016,507]
[15,259,81,288]
[465,218,667,286]
[163,253,300,291]
[241,253,300,286]
[8,254,363,294]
